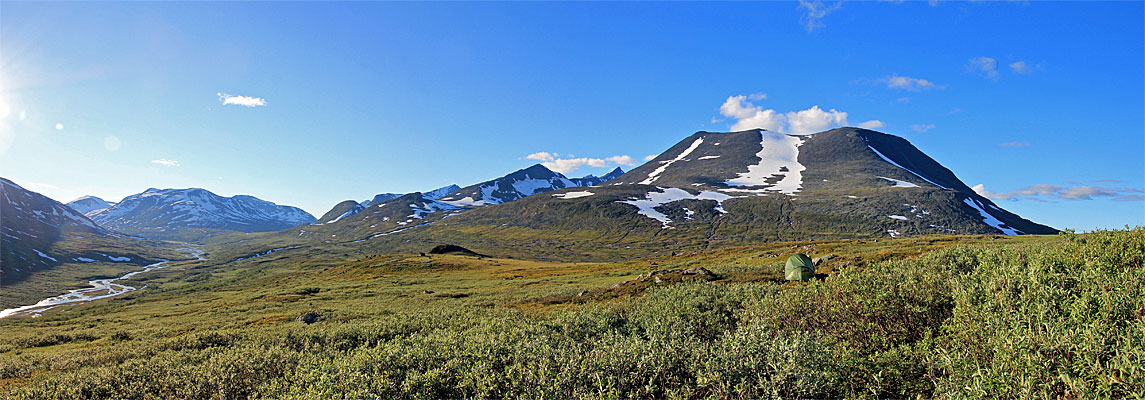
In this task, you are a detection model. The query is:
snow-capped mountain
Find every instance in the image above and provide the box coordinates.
[1,178,104,275]
[570,167,625,187]
[603,127,1054,235]
[315,200,364,225]
[333,128,1053,256]
[66,195,116,215]
[88,188,316,239]
[315,184,462,225]
[437,164,623,208]
[424,184,462,200]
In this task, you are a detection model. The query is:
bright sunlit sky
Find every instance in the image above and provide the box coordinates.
[1,1,1142,231]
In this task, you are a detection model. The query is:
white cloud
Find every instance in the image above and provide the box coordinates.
[719,95,852,135]
[525,152,556,162]
[747,92,768,101]
[605,155,638,166]
[151,158,181,167]
[1010,61,1032,74]
[858,120,885,129]
[523,152,640,174]
[787,106,849,134]
[643,155,657,161]
[971,184,993,198]
[798,0,843,32]
[217,92,267,107]
[910,124,935,133]
[882,75,940,91]
[975,183,1144,202]
[967,56,999,80]
[719,95,760,120]
[544,158,605,174]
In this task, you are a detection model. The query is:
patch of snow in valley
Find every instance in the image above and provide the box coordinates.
[887,229,902,238]
[725,130,807,194]
[878,177,920,188]
[552,191,594,199]
[698,155,721,160]
[963,198,1021,235]
[888,215,908,221]
[641,137,704,185]
[100,253,131,262]
[74,257,97,263]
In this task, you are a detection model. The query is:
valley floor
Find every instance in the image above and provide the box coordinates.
[0,230,1141,398]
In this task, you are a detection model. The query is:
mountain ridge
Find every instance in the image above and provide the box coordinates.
[87,187,316,240]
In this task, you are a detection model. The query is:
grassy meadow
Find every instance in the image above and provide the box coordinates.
[0,229,1140,398]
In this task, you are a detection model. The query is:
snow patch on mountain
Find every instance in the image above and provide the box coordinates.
[963,198,1021,235]
[423,184,462,200]
[553,191,594,199]
[865,143,947,189]
[407,200,459,219]
[878,177,920,188]
[33,249,56,262]
[725,130,807,194]
[618,187,734,229]
[440,196,489,208]
[641,137,703,185]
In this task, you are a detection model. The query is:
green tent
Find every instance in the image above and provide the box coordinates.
[785,253,815,281]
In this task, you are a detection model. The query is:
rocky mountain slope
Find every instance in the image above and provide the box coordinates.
[0,178,180,292]
[2,178,105,275]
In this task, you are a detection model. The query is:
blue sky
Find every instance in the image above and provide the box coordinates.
[1,1,1141,231]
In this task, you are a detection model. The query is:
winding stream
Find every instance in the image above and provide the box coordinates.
[0,247,204,319]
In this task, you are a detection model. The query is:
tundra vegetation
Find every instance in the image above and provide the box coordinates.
[0,229,1141,399]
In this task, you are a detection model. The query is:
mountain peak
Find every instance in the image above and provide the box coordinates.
[602,167,625,180]
[66,195,116,215]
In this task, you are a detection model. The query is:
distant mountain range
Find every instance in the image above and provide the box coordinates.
[256,127,1054,261]
[84,188,316,241]
[438,165,624,207]
[315,184,462,225]
[7,127,1056,264]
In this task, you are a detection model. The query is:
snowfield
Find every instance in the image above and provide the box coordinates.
[725,130,806,195]
[552,191,594,199]
[618,187,734,229]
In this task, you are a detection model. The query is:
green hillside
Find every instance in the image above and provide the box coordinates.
[2,229,1140,398]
